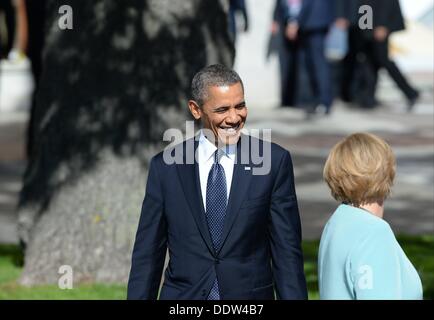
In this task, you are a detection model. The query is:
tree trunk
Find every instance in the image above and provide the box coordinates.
[17,0,234,285]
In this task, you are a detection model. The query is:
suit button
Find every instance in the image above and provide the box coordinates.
[215,259,220,265]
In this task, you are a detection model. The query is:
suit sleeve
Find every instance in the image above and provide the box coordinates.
[372,0,390,29]
[296,0,314,27]
[335,0,348,19]
[278,0,293,25]
[388,0,405,33]
[127,156,167,300]
[269,150,308,299]
[273,0,281,22]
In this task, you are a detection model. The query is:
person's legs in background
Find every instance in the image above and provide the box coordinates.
[0,0,16,58]
[25,0,46,157]
[282,38,300,107]
[25,0,45,83]
[371,37,420,111]
[277,34,290,106]
[303,30,333,115]
[356,39,380,109]
[340,27,362,103]
[228,5,237,43]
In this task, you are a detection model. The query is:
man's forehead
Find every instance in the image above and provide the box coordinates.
[213,85,231,93]
[206,82,244,94]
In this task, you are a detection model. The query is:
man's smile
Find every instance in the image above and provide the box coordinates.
[219,123,241,135]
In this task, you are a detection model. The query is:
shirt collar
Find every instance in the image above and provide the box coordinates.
[198,130,237,163]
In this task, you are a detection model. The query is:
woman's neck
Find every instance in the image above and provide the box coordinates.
[359,202,384,219]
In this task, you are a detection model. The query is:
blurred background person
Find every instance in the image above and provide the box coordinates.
[362,0,420,111]
[270,0,298,107]
[24,0,45,88]
[276,0,335,116]
[337,0,420,110]
[0,0,33,114]
[335,0,366,106]
[23,0,46,157]
[0,0,44,154]
[0,0,44,81]
[13,0,27,58]
[319,133,423,299]
[2,0,28,60]
[0,0,15,58]
[228,0,249,43]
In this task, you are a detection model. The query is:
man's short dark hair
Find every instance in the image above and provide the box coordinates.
[191,64,244,107]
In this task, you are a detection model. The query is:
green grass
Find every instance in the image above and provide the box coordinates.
[0,235,433,300]
[302,240,320,300]
[0,245,126,300]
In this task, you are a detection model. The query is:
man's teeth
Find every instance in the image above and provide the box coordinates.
[220,125,239,132]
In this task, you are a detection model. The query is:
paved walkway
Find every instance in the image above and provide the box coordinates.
[0,113,26,243]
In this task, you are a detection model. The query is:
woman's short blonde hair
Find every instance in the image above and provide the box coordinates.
[323,133,396,207]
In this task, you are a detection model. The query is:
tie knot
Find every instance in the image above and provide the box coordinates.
[214,149,225,164]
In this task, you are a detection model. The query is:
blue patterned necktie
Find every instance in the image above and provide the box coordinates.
[206,149,227,300]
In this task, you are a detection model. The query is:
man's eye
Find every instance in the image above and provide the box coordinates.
[236,105,246,109]
[215,109,227,113]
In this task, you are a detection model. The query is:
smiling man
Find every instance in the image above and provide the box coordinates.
[188,64,247,146]
[127,64,307,300]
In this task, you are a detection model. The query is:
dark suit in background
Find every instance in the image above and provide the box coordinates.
[127,136,307,300]
[228,0,249,42]
[362,0,419,107]
[338,0,419,108]
[276,0,335,112]
[0,0,15,58]
[272,0,297,107]
[336,0,367,104]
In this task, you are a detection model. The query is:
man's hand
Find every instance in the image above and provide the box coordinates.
[244,20,249,32]
[242,11,249,32]
[271,21,279,35]
[285,22,299,41]
[374,26,389,42]
[335,18,349,30]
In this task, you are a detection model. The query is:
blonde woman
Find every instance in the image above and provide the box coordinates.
[318,133,423,299]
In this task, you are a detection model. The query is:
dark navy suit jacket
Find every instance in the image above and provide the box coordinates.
[336,0,405,32]
[276,0,335,30]
[127,135,307,300]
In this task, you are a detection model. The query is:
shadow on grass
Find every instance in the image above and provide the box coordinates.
[0,244,24,267]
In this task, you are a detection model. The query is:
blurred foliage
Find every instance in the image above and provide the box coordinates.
[0,235,432,299]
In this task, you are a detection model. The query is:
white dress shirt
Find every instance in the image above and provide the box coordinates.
[287,0,302,17]
[197,130,236,210]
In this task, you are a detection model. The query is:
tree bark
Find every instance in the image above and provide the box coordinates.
[18,0,234,285]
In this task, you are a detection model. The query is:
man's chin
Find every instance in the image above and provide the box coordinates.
[217,131,241,146]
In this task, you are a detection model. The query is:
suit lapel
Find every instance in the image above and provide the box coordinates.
[176,135,254,256]
[176,139,215,255]
[299,0,313,20]
[218,135,252,254]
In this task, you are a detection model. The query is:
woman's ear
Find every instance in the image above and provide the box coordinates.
[188,100,202,120]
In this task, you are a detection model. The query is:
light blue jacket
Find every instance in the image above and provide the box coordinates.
[318,204,423,299]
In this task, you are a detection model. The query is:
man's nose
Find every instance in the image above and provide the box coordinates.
[226,108,239,124]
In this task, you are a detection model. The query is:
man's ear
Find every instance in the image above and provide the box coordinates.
[188,100,202,120]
